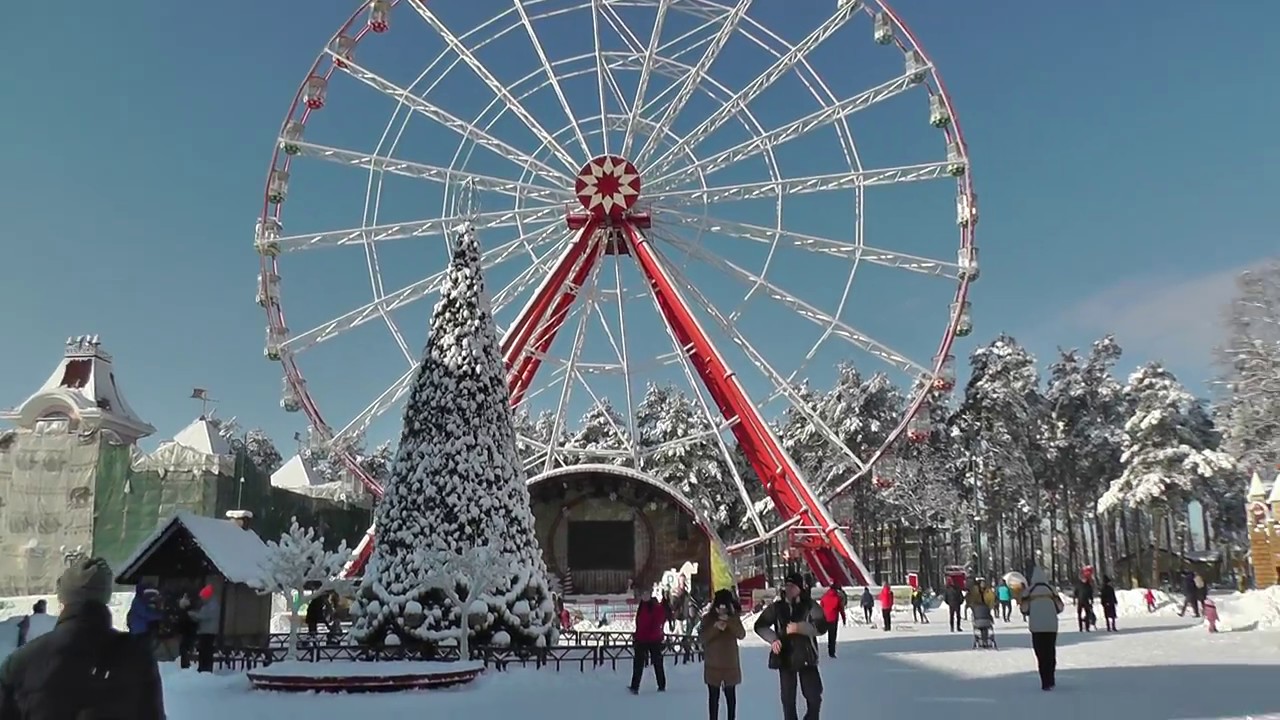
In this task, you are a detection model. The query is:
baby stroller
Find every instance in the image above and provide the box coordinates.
[971,603,997,649]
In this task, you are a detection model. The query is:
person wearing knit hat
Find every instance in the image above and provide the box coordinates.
[56,557,115,607]
[188,583,221,673]
[0,557,167,719]
[754,571,828,720]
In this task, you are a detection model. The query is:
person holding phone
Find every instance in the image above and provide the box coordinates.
[700,589,746,720]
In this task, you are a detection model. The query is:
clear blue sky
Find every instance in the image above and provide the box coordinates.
[1,1,1275,453]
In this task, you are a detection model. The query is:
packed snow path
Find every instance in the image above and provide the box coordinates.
[164,614,1279,720]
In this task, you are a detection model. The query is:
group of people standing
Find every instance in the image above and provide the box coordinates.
[629,572,833,720]
[1072,574,1120,632]
[125,581,221,672]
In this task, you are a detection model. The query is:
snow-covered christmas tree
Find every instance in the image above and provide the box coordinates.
[351,221,555,648]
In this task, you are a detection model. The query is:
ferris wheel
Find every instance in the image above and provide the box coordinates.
[255,0,978,588]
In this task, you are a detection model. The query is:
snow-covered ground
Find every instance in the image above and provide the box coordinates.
[159,611,1280,720]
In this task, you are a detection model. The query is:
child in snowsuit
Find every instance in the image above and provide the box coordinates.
[1144,588,1156,613]
[1203,597,1219,633]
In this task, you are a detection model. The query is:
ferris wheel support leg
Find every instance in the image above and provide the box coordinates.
[500,220,601,404]
[507,237,604,405]
[622,222,871,588]
[340,525,377,579]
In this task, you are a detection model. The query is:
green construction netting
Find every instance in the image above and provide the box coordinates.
[91,444,370,574]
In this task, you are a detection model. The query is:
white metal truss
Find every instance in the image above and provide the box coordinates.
[659,230,928,376]
[282,223,565,354]
[643,1,861,180]
[329,52,569,188]
[646,69,926,193]
[291,141,571,204]
[657,208,962,279]
[633,0,752,169]
[652,161,955,206]
[271,204,561,254]
[406,1,581,173]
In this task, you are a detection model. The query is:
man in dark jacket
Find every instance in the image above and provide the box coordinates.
[858,587,874,625]
[755,573,827,720]
[1178,571,1201,618]
[0,557,166,719]
[944,580,964,632]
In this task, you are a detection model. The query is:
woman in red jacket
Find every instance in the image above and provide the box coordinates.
[629,588,668,694]
[879,583,894,632]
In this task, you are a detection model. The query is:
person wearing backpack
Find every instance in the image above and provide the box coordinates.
[1018,566,1065,691]
[0,557,166,719]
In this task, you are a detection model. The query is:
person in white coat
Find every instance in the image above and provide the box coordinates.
[1018,566,1064,691]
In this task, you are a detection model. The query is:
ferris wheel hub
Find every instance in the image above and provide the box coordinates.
[573,155,642,220]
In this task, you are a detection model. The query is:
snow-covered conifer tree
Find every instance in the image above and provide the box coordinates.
[1097,362,1236,582]
[566,399,632,466]
[259,517,350,659]
[636,384,738,534]
[351,222,554,648]
[243,428,284,475]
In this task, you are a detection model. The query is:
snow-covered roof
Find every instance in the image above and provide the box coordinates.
[1269,476,1280,505]
[170,418,232,456]
[1248,472,1269,499]
[271,454,325,489]
[270,455,371,507]
[1,336,154,441]
[115,510,269,588]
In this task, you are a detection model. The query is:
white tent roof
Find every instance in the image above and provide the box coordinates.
[170,418,232,456]
[1248,471,1269,499]
[271,454,325,489]
[116,510,270,587]
[1269,475,1280,505]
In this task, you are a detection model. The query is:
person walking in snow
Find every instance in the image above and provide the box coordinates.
[755,573,826,720]
[1099,576,1118,632]
[1074,574,1096,632]
[700,589,746,720]
[1202,596,1219,633]
[0,557,166,719]
[1144,587,1157,613]
[859,586,875,626]
[1019,566,1064,691]
[189,584,220,673]
[1178,571,1201,618]
[996,580,1013,622]
[819,585,846,657]
[878,583,894,632]
[910,587,928,623]
[944,579,964,632]
[629,587,668,694]
[14,601,47,649]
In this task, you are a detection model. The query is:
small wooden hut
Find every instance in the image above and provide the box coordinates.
[115,509,272,656]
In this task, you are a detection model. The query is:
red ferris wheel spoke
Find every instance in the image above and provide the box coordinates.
[620,221,870,588]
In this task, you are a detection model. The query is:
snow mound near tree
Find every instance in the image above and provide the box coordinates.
[1210,587,1280,632]
[1114,588,1179,617]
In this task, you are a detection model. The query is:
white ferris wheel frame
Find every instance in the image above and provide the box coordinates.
[255,0,979,586]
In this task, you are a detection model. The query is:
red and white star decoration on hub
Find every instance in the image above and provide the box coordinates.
[574,155,641,220]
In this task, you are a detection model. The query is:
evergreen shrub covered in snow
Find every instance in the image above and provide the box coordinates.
[351,222,554,648]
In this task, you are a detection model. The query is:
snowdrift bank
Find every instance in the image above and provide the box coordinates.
[1211,587,1280,632]
[1114,588,1179,617]
[0,613,57,662]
